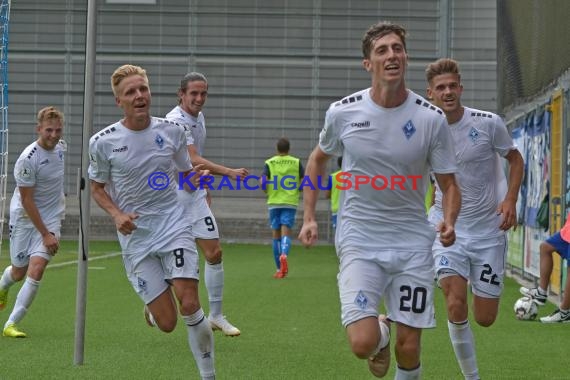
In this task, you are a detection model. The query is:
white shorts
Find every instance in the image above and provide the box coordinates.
[191,209,220,240]
[183,191,220,240]
[9,222,61,267]
[337,249,436,329]
[122,231,200,304]
[433,233,507,298]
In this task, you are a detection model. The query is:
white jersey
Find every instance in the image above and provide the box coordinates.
[430,107,517,238]
[88,117,193,254]
[320,89,457,253]
[9,140,65,226]
[165,105,209,214]
[166,105,206,154]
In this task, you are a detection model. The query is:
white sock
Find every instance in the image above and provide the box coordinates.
[395,364,421,380]
[537,287,547,295]
[448,320,479,380]
[183,308,215,379]
[371,318,390,356]
[0,266,16,290]
[5,277,40,328]
[144,306,157,327]
[205,262,224,318]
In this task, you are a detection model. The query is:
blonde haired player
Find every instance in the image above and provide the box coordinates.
[0,106,65,338]
[89,64,215,379]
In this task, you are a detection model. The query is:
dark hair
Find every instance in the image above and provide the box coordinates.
[425,58,461,83]
[362,22,408,59]
[179,72,207,91]
[277,137,290,153]
[178,72,208,103]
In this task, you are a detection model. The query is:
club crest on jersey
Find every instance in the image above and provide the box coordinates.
[155,134,164,149]
[112,145,128,153]
[402,120,416,139]
[355,290,368,310]
[468,127,480,143]
[439,255,450,266]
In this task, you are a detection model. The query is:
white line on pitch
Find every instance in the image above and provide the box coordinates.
[48,252,122,269]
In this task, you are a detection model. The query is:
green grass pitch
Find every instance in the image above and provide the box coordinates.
[0,241,567,379]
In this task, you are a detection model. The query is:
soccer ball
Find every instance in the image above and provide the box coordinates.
[513,297,538,320]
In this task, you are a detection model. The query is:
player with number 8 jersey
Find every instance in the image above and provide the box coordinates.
[89,65,215,380]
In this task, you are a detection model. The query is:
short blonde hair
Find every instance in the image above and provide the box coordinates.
[111,64,148,97]
[36,106,64,125]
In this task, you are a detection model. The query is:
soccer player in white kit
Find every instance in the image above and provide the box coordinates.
[426,58,523,380]
[89,65,215,379]
[166,72,247,337]
[0,106,65,338]
[299,22,461,379]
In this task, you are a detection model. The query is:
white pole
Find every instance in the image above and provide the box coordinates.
[74,0,97,366]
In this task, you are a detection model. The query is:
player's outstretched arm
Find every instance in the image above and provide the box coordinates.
[178,164,211,193]
[299,146,331,247]
[187,143,248,180]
